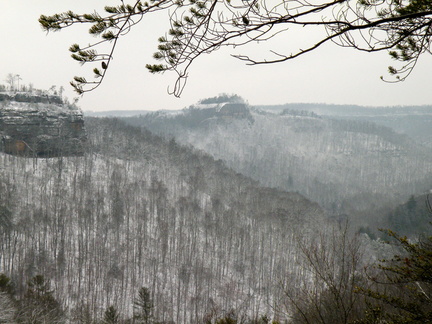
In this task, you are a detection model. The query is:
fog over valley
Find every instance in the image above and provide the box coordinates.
[1,89,432,323]
[3,0,432,320]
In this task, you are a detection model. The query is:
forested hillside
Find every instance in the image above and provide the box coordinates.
[256,103,432,148]
[0,117,324,322]
[127,96,432,224]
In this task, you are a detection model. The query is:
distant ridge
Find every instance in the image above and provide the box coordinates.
[85,103,432,118]
[255,103,432,116]
[85,109,154,117]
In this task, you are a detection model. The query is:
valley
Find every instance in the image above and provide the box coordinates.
[1,93,432,323]
[124,95,432,232]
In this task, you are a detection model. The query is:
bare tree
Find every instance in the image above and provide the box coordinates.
[0,292,16,324]
[279,222,368,324]
[4,74,15,91]
[15,75,22,92]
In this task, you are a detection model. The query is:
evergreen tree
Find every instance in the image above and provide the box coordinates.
[16,275,64,324]
[355,229,432,323]
[103,305,120,324]
[133,287,154,324]
[39,0,432,96]
[0,274,14,296]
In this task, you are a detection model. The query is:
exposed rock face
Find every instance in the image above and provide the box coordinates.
[0,97,86,157]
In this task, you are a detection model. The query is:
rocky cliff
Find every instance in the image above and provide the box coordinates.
[0,93,86,157]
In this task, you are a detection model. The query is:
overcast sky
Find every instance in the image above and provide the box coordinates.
[1,1,432,112]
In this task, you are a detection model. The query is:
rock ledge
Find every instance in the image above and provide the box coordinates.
[0,99,86,157]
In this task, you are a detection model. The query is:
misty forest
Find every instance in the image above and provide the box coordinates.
[3,0,432,321]
[1,81,432,324]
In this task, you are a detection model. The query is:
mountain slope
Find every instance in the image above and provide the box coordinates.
[0,117,323,322]
[126,98,432,215]
[257,103,432,147]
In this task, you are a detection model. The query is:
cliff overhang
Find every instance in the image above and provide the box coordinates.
[0,96,87,157]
